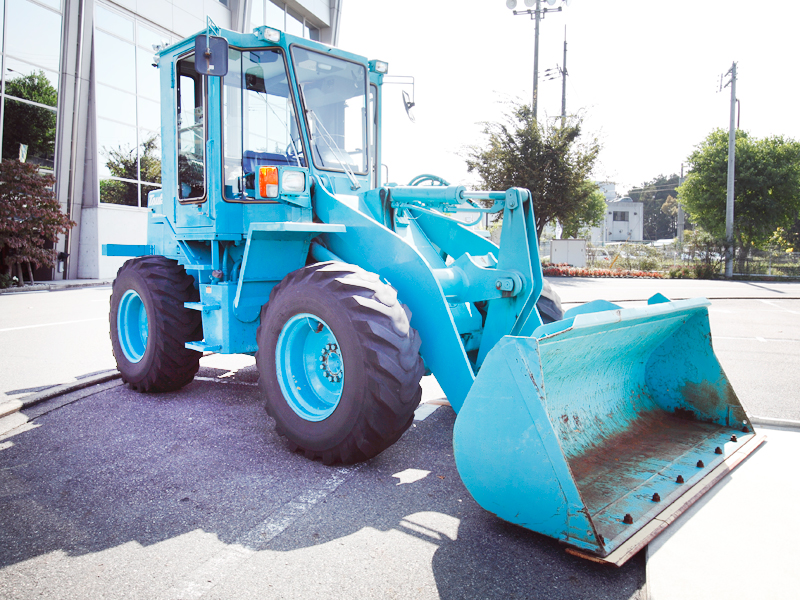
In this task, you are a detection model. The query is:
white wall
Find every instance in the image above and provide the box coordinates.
[78,205,149,279]
[603,201,644,242]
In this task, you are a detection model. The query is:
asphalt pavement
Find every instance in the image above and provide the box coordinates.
[1,276,799,599]
[0,371,646,600]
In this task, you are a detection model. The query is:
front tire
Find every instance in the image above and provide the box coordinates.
[256,262,424,464]
[110,256,203,392]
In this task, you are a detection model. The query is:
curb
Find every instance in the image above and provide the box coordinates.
[0,280,113,295]
[750,415,800,430]
[19,370,122,409]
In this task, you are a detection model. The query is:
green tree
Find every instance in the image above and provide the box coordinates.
[465,102,601,238]
[100,134,162,206]
[678,129,800,270]
[0,160,75,283]
[627,174,680,240]
[771,217,800,251]
[560,184,606,238]
[2,71,58,166]
[660,194,679,236]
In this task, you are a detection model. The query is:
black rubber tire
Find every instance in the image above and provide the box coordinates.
[537,278,564,323]
[110,256,203,392]
[256,262,425,465]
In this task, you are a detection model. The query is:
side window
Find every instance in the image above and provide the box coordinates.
[176,54,205,200]
[369,84,377,187]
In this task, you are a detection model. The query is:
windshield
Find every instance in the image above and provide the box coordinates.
[222,48,305,200]
[291,47,368,175]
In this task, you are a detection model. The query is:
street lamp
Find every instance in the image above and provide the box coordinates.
[506,0,569,121]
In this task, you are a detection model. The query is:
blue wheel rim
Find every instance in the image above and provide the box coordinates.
[117,289,148,363]
[276,313,344,422]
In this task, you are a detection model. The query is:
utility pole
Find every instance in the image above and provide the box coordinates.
[532,0,541,119]
[507,0,567,122]
[721,62,737,278]
[544,27,568,126]
[560,26,567,127]
[678,164,685,243]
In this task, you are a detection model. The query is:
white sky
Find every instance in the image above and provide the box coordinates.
[338,0,800,196]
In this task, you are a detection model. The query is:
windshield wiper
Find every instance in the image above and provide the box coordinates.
[306,109,361,191]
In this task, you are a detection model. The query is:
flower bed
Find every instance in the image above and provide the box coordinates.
[541,263,664,279]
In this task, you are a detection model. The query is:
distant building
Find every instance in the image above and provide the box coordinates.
[602,198,644,242]
[0,0,342,280]
[590,183,644,243]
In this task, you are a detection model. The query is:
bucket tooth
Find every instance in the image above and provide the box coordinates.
[453,297,764,565]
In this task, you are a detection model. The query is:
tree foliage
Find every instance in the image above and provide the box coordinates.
[465,102,601,238]
[1,71,58,166]
[678,129,800,266]
[627,174,681,240]
[0,160,75,279]
[100,134,162,206]
[560,184,606,239]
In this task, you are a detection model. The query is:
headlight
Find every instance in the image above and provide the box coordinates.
[254,26,281,43]
[282,170,306,193]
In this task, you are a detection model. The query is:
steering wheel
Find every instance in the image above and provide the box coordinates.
[285,141,305,167]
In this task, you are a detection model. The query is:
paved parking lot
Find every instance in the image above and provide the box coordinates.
[2,277,798,599]
[0,372,646,599]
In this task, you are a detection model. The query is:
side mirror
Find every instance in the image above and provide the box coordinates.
[194,35,229,77]
[402,90,416,123]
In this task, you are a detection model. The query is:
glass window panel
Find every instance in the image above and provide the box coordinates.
[0,0,5,51]
[223,48,305,200]
[35,0,61,10]
[95,83,136,124]
[369,84,377,186]
[176,53,205,199]
[96,117,137,179]
[95,3,134,40]
[6,0,62,72]
[2,97,56,168]
[4,58,59,106]
[306,25,319,42]
[139,128,161,184]
[99,178,138,206]
[140,183,159,207]
[137,95,160,133]
[265,1,283,30]
[95,30,136,93]
[136,47,160,101]
[291,47,368,174]
[136,23,166,51]
[285,8,303,37]
[250,0,264,29]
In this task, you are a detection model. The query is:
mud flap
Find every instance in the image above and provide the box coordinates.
[452,296,764,565]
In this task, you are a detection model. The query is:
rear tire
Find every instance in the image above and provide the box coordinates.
[537,278,564,323]
[256,262,424,464]
[110,256,203,392]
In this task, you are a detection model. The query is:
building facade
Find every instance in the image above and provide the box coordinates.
[589,183,644,243]
[0,0,342,280]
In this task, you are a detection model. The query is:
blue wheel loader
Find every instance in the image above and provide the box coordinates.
[105,25,763,565]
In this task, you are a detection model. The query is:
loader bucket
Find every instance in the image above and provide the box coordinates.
[453,295,764,566]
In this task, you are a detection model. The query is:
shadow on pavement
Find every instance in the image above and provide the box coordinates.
[0,378,645,599]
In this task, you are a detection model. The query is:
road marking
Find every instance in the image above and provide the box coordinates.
[0,317,104,333]
[194,376,258,387]
[414,403,439,421]
[759,299,800,314]
[715,336,799,343]
[160,465,362,599]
